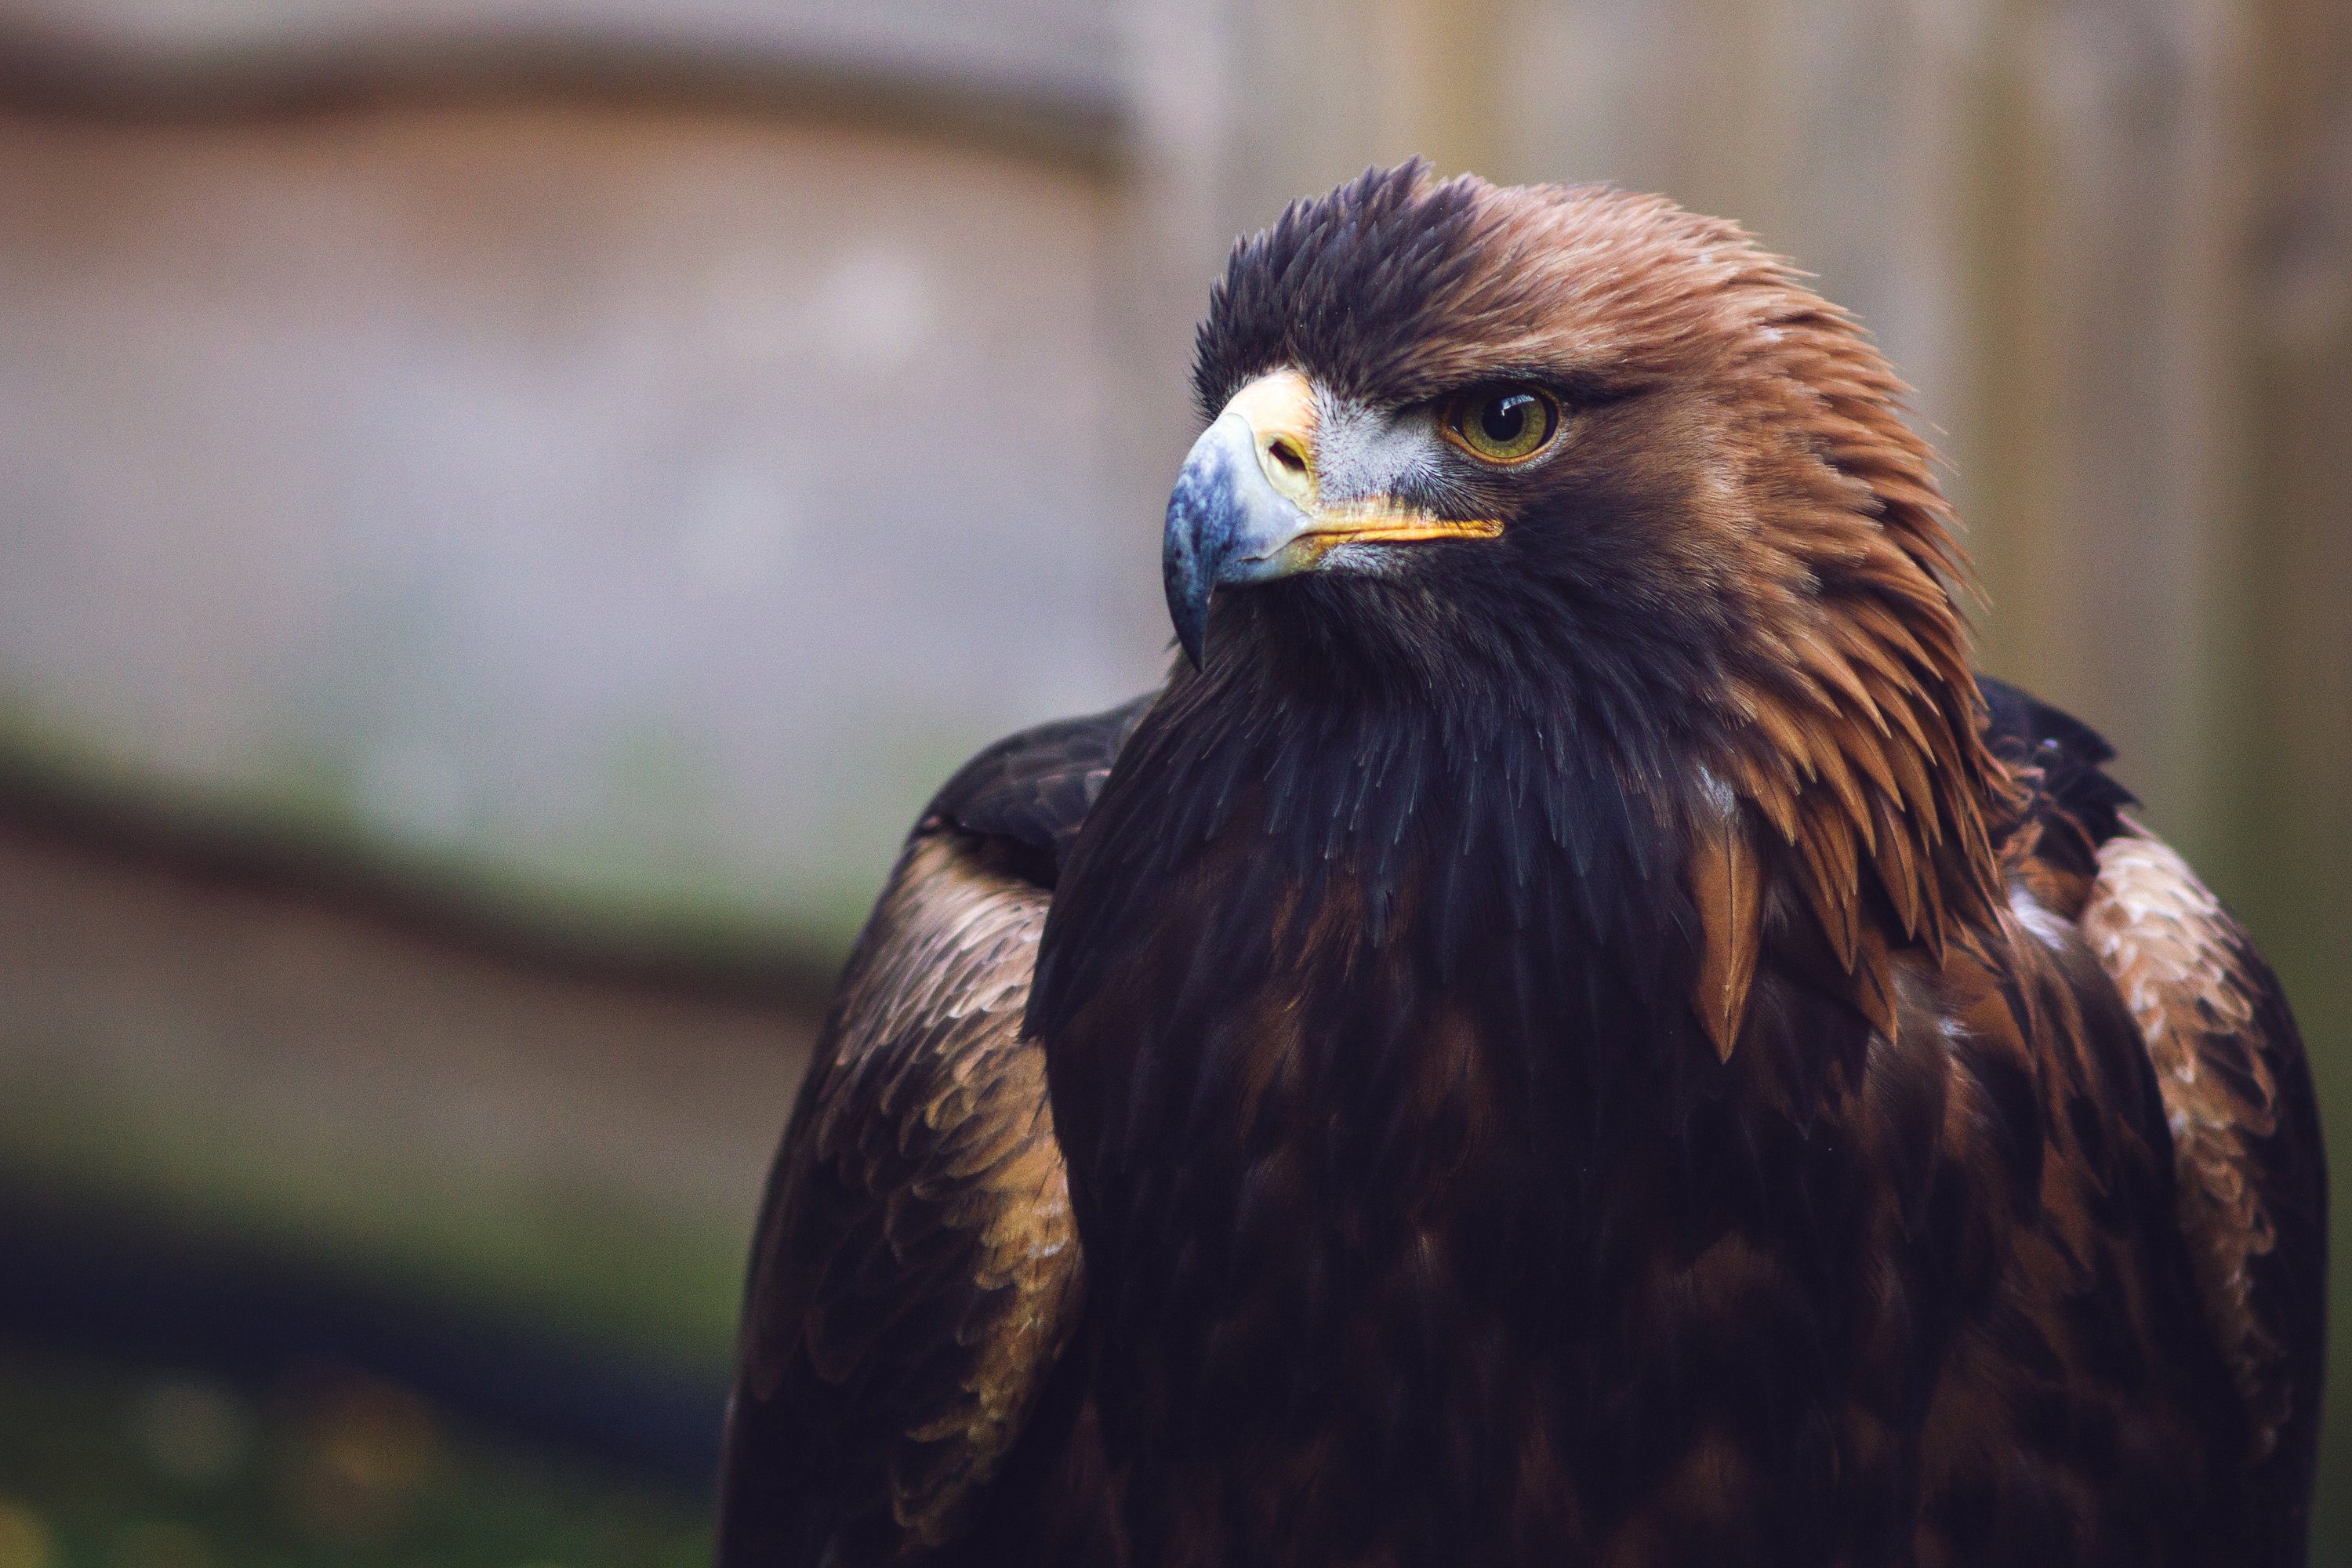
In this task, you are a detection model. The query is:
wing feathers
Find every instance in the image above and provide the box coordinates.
[719,830,1083,1566]
[721,699,1156,1566]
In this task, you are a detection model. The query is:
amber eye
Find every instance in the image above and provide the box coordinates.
[1445,387,1559,463]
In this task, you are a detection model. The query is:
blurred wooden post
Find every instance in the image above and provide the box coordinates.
[1957,0,2247,871]
[2238,0,2352,1548]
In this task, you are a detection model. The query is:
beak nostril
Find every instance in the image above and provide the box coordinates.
[1267,438,1308,474]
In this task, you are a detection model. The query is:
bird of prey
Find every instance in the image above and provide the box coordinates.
[717,164,2325,1567]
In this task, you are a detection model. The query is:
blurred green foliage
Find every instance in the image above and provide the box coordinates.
[0,1345,710,1568]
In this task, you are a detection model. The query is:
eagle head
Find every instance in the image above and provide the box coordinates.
[1161,162,2019,1043]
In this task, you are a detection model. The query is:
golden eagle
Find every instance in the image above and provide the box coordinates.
[716,165,2325,1566]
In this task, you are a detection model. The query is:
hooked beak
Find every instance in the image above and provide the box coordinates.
[1161,369,1502,667]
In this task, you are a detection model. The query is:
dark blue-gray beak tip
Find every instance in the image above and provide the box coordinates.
[1161,411,1308,673]
[1163,465,1221,671]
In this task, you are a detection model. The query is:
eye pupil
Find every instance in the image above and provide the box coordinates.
[1481,396,1530,445]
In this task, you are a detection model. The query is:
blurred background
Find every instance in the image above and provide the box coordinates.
[0,0,2343,1562]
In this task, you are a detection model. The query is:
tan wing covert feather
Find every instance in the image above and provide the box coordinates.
[2082,829,2291,1458]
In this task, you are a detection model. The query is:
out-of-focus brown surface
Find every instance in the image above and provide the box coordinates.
[0,103,1147,955]
[0,786,818,1362]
